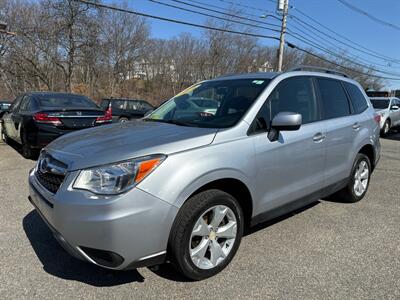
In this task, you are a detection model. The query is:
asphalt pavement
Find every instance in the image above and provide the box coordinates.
[0,134,399,299]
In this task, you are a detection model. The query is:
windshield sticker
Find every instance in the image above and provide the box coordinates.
[252,80,264,85]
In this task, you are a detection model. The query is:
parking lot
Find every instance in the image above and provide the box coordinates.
[0,134,398,299]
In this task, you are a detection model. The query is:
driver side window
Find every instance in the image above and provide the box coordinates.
[251,77,319,134]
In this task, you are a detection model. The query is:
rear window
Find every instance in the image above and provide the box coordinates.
[36,94,98,108]
[100,100,109,109]
[343,82,368,114]
[370,99,390,109]
[317,78,351,119]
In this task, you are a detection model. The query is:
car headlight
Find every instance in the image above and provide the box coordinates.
[73,155,166,195]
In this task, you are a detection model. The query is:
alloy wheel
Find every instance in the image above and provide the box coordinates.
[189,205,237,270]
[353,160,369,197]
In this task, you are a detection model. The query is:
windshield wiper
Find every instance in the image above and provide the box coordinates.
[143,118,196,127]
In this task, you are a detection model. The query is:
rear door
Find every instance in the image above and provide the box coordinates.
[316,78,359,186]
[251,76,327,214]
[7,96,24,139]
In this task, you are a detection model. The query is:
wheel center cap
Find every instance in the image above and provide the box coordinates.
[209,230,216,241]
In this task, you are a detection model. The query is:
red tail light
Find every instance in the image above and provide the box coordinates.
[374,113,381,124]
[33,112,62,126]
[96,106,112,124]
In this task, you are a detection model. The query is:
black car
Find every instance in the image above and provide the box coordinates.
[1,92,112,158]
[0,101,11,118]
[100,98,154,122]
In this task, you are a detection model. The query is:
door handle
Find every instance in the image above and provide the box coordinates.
[352,122,361,130]
[313,132,326,143]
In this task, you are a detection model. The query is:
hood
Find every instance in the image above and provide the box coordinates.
[46,121,217,170]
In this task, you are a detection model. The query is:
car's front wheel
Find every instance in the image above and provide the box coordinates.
[169,189,244,280]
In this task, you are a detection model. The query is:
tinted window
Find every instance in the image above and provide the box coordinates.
[111,100,126,110]
[343,82,368,114]
[126,100,140,110]
[147,79,270,128]
[252,77,319,133]
[37,94,97,108]
[317,78,350,119]
[100,100,109,109]
[19,96,31,112]
[370,99,390,109]
[10,96,22,113]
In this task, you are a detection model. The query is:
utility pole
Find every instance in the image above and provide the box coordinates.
[277,0,288,72]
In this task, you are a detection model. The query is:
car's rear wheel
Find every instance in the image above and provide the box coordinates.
[332,153,371,203]
[381,119,390,136]
[169,189,244,280]
[21,131,35,159]
[119,117,129,123]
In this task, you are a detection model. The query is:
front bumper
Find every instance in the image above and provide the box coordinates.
[28,169,178,270]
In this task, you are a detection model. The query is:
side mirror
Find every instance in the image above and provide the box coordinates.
[391,105,399,111]
[268,112,302,141]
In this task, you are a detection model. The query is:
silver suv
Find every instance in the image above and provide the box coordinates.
[370,97,400,136]
[28,68,380,280]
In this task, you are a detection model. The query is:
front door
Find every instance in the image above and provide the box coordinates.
[250,76,326,216]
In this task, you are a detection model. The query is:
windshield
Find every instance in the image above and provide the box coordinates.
[36,94,98,109]
[370,99,390,109]
[145,79,270,128]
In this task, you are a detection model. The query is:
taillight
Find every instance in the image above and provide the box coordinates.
[95,107,112,124]
[374,113,381,124]
[33,112,62,126]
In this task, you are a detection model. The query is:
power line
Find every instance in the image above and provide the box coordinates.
[287,31,400,77]
[170,0,281,27]
[189,0,281,22]
[156,0,400,75]
[290,14,400,65]
[336,0,400,31]
[291,7,400,63]
[288,18,395,69]
[73,0,280,40]
[288,43,400,81]
[148,0,280,33]
[71,0,400,81]
[215,0,276,12]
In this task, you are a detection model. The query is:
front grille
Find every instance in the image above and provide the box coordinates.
[35,152,67,194]
[35,169,65,194]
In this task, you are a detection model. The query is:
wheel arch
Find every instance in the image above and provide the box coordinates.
[185,178,253,230]
[358,144,376,171]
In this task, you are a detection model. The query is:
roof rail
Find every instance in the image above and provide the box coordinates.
[289,66,349,78]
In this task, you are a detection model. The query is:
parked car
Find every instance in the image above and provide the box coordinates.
[100,98,154,122]
[2,92,111,158]
[29,68,380,280]
[0,101,11,118]
[369,97,400,136]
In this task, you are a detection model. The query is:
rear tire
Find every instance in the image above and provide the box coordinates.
[168,189,244,281]
[330,153,371,203]
[21,132,35,159]
[381,119,390,136]
[118,117,129,123]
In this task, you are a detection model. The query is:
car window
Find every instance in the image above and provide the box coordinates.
[19,96,31,112]
[140,101,153,110]
[370,99,390,109]
[111,100,126,110]
[317,78,350,119]
[126,100,140,110]
[37,94,98,108]
[147,79,270,128]
[100,100,109,109]
[343,82,368,114]
[10,96,22,113]
[251,77,319,134]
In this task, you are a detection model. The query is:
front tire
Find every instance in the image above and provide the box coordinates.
[333,153,371,203]
[118,117,129,123]
[168,190,244,280]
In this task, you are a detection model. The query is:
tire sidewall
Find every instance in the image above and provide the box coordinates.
[174,191,244,280]
[348,153,371,202]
